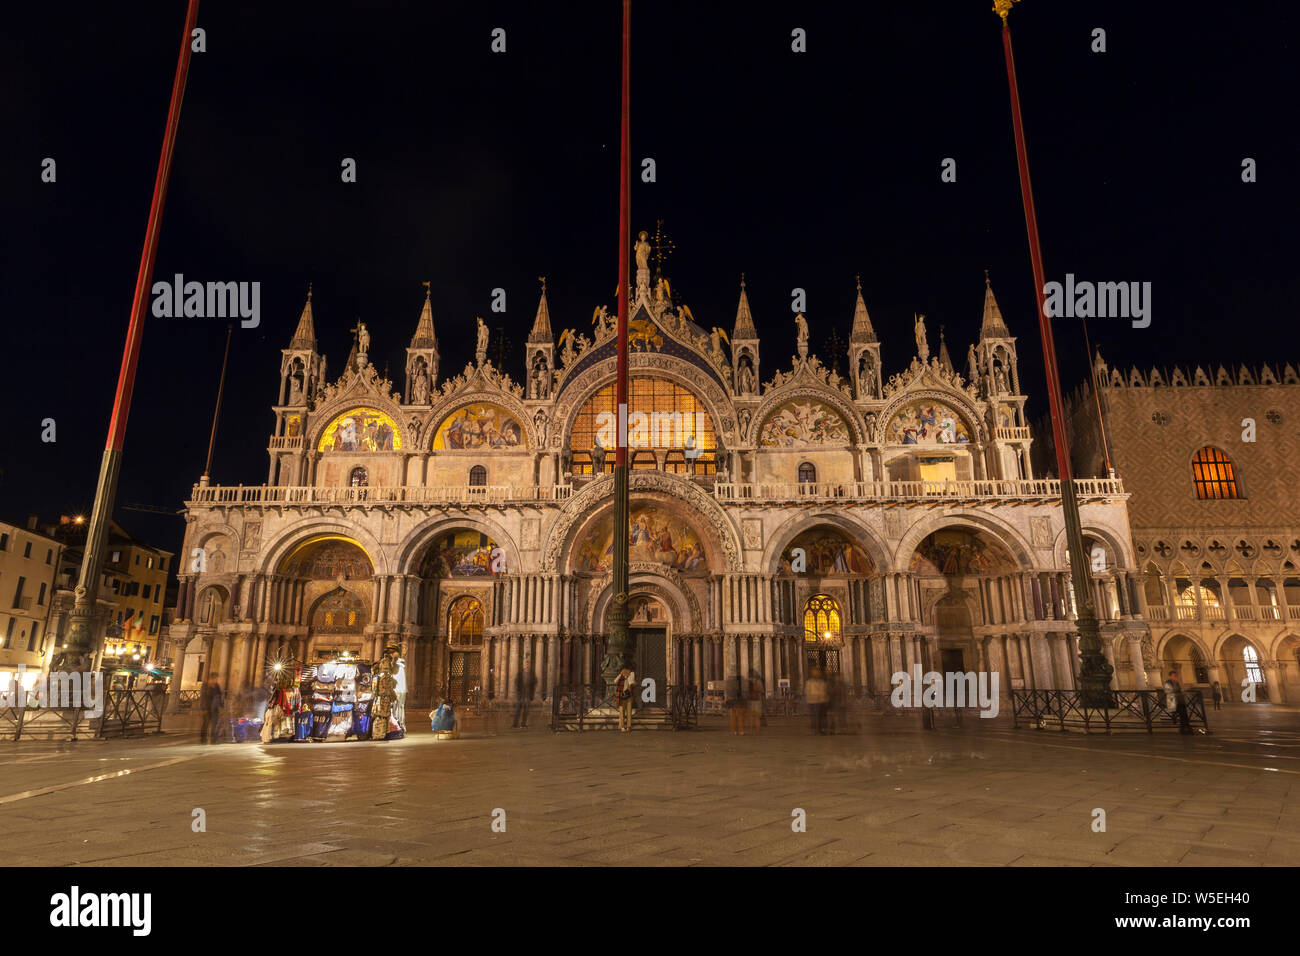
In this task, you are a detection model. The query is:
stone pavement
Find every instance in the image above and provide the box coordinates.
[0,704,1297,866]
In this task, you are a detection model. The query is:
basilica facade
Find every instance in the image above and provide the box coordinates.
[166,244,1153,712]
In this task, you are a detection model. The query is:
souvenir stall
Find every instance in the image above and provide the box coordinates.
[260,648,407,743]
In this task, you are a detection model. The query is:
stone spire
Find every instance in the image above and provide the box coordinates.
[528,278,553,343]
[290,284,317,349]
[937,325,954,373]
[733,274,757,339]
[849,276,877,343]
[410,282,437,350]
[980,269,1009,339]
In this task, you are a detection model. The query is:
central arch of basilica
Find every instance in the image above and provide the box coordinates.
[170,245,1150,710]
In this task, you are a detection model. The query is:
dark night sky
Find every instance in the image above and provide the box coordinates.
[2,1,1295,570]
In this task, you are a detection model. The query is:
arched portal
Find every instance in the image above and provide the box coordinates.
[275,536,375,665]
[1219,634,1268,701]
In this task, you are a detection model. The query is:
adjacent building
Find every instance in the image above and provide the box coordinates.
[1052,356,1300,703]
[0,517,62,690]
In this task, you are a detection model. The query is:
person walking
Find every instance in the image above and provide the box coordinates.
[1211,680,1223,711]
[200,676,225,745]
[726,672,746,735]
[1164,670,1193,734]
[512,660,537,728]
[616,665,636,732]
[805,667,829,735]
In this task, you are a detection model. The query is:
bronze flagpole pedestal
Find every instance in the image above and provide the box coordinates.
[994,0,1114,705]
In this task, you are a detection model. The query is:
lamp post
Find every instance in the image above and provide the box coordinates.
[994,0,1114,704]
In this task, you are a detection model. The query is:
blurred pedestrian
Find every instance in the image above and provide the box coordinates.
[512,659,537,728]
[805,667,829,735]
[1211,680,1222,711]
[726,672,746,735]
[616,665,636,732]
[1164,670,1193,734]
[746,670,764,735]
[199,676,224,744]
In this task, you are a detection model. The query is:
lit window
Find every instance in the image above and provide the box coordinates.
[803,594,841,643]
[632,450,658,471]
[449,595,484,646]
[1243,644,1264,684]
[570,377,717,475]
[349,466,368,487]
[1192,447,1240,499]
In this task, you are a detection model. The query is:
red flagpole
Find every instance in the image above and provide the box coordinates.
[996,0,1113,700]
[64,0,201,668]
[616,0,631,467]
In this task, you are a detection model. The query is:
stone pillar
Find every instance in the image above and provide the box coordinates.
[1031,575,1045,620]
[546,635,559,699]
[763,635,775,696]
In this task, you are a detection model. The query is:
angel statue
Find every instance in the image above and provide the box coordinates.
[795,313,809,359]
[592,305,611,335]
[558,328,577,367]
[710,326,730,365]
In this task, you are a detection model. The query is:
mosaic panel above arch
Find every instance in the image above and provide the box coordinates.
[432,403,525,449]
[317,407,402,452]
[280,537,374,579]
[888,400,971,445]
[779,528,874,575]
[910,529,1015,575]
[573,504,708,574]
[419,530,500,577]
[758,399,850,447]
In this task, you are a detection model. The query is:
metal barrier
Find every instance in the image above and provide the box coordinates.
[96,689,166,738]
[0,689,164,741]
[667,685,701,729]
[177,689,200,709]
[1011,688,1210,735]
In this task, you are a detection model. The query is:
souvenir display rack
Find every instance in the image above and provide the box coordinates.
[261,651,406,743]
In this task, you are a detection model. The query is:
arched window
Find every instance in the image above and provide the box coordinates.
[1192,446,1240,499]
[468,465,487,486]
[803,594,841,643]
[1243,644,1264,684]
[797,461,817,484]
[448,595,484,646]
[349,466,368,487]
[571,377,718,474]
[632,450,658,471]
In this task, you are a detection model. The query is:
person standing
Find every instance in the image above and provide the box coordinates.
[199,676,225,745]
[616,665,636,732]
[513,659,537,729]
[805,667,829,735]
[1164,670,1193,734]
[1211,681,1223,711]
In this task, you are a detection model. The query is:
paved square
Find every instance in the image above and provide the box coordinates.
[1,706,1297,866]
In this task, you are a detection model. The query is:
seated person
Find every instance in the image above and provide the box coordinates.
[430,700,456,733]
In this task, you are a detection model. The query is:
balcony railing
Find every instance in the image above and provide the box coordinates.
[268,436,305,451]
[189,484,575,506]
[190,476,1127,508]
[1146,604,1294,624]
[995,426,1032,441]
[713,477,1125,502]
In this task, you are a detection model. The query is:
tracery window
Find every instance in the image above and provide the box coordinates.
[570,377,717,475]
[803,594,841,643]
[448,595,484,646]
[1192,446,1240,499]
[349,466,368,487]
[1243,644,1264,684]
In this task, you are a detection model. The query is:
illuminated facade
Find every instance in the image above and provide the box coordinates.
[169,243,1153,711]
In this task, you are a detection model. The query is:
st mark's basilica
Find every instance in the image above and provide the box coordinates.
[166,237,1153,712]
